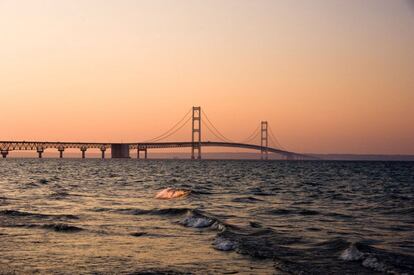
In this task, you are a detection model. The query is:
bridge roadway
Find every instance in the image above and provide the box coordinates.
[0,140,308,159]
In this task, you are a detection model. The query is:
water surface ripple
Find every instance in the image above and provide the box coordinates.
[0,160,413,274]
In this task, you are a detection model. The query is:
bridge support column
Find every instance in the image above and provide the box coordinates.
[37,147,44,159]
[111,144,130,158]
[80,146,87,159]
[100,147,106,159]
[1,150,8,159]
[137,149,146,159]
[58,146,65,158]
[137,147,147,159]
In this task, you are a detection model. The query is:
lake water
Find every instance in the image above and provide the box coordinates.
[0,159,413,274]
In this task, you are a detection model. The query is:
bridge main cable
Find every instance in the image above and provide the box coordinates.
[202,109,264,145]
[240,125,260,144]
[143,108,192,142]
[201,110,234,143]
[268,125,285,150]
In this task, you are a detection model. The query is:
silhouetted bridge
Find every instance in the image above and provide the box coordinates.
[0,107,313,160]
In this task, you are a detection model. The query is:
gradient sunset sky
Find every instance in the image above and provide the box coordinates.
[1,0,413,154]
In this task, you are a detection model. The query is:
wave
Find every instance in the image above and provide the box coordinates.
[0,196,9,206]
[267,208,293,215]
[32,223,83,233]
[129,268,192,275]
[326,212,354,219]
[247,187,273,196]
[249,221,262,228]
[3,222,83,233]
[383,207,414,216]
[213,223,414,274]
[190,190,213,195]
[91,206,414,274]
[178,209,226,230]
[102,205,233,235]
[105,206,230,232]
[0,209,79,220]
[339,241,414,274]
[297,209,320,215]
[214,227,300,259]
[274,238,414,274]
[130,232,147,237]
[49,191,70,200]
[155,188,191,200]
[38,178,49,185]
[231,196,263,203]
[213,237,237,251]
[109,206,228,229]
[116,207,229,230]
[128,207,191,216]
[267,208,354,219]
[90,207,191,216]
[89,207,113,212]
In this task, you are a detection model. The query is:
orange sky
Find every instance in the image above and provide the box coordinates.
[0,0,413,154]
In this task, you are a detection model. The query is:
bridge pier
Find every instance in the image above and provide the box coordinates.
[100,146,106,159]
[137,148,147,159]
[37,147,44,158]
[58,146,65,158]
[80,146,87,159]
[111,144,130,158]
[1,150,8,159]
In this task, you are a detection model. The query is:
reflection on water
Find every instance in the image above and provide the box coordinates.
[0,159,413,274]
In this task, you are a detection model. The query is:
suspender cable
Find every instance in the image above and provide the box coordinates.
[240,125,260,144]
[150,116,192,142]
[202,120,230,142]
[201,110,234,142]
[268,126,285,150]
[144,108,192,142]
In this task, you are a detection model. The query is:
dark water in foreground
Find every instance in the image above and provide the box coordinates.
[0,160,413,274]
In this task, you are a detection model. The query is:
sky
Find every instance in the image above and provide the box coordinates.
[0,0,413,155]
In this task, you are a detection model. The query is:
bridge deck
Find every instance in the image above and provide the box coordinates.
[0,140,311,159]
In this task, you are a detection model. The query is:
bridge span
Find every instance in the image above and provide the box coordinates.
[0,141,309,159]
[0,107,313,160]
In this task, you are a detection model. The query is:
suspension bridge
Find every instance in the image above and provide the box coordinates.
[0,107,312,160]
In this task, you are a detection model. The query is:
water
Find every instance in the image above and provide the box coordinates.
[0,159,413,274]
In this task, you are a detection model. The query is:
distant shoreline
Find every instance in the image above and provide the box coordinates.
[4,152,414,161]
[311,154,414,161]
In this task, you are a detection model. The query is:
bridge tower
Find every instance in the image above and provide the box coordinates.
[261,121,268,160]
[191,106,202,159]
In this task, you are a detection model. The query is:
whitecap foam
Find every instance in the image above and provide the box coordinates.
[180,215,214,228]
[362,256,386,272]
[213,237,237,251]
[155,188,190,199]
[339,244,364,261]
[210,221,227,232]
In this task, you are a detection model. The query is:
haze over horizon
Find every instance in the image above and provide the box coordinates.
[1,0,413,155]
